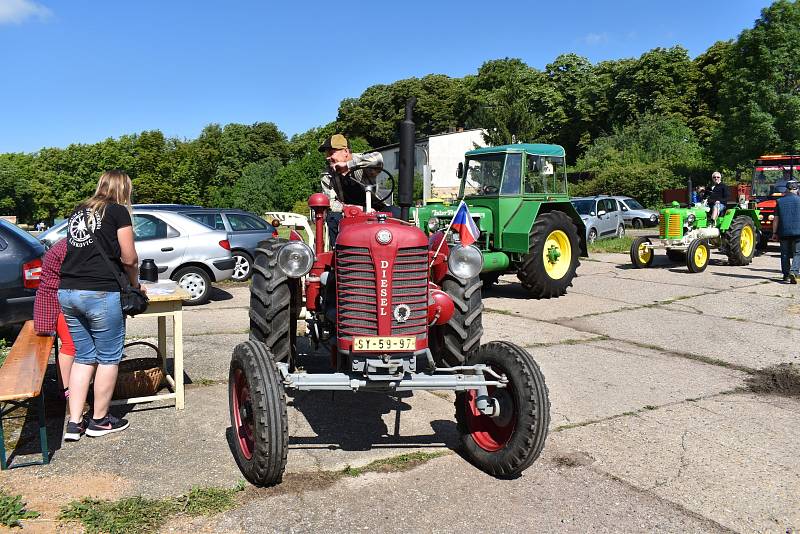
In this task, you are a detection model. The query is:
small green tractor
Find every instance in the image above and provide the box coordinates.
[414,144,586,298]
[630,202,760,272]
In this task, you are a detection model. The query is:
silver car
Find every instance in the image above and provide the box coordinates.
[571,196,626,243]
[38,209,234,305]
[611,196,660,228]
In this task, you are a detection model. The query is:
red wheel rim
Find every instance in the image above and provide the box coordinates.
[232,368,255,460]
[464,380,516,452]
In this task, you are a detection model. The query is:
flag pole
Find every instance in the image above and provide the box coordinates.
[429,200,463,267]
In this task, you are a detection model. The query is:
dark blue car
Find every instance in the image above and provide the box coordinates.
[0,220,44,328]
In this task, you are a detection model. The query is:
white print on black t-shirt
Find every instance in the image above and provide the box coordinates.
[68,209,102,248]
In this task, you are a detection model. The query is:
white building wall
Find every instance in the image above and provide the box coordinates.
[427,129,485,198]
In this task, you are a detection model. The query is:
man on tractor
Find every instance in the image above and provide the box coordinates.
[706,171,729,223]
[318,133,385,244]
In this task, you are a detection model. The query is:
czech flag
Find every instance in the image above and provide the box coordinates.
[450,201,480,246]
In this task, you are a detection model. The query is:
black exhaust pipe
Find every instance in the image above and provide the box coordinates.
[398,97,416,221]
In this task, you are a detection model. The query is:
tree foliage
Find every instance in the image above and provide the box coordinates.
[2,1,797,220]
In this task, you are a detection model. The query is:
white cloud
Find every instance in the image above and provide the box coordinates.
[583,32,609,46]
[0,0,52,25]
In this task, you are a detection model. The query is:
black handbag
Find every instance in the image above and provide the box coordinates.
[84,213,149,316]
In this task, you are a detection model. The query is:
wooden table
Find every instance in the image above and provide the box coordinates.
[112,287,190,410]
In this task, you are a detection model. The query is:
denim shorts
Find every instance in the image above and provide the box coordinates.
[57,289,125,365]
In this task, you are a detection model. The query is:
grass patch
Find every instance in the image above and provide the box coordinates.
[0,338,8,367]
[58,484,244,534]
[0,490,40,528]
[588,236,633,254]
[342,451,448,477]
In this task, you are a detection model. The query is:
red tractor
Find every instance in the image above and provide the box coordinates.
[752,154,799,248]
[228,100,550,486]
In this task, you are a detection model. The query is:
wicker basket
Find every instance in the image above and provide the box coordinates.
[112,341,165,399]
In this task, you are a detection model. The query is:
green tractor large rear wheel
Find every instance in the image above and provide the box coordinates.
[517,211,581,299]
[723,215,756,266]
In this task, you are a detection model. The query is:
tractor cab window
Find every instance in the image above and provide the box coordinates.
[524,155,567,194]
[461,154,504,196]
[753,164,798,197]
[499,153,522,195]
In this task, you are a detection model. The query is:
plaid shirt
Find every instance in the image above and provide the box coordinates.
[33,239,67,335]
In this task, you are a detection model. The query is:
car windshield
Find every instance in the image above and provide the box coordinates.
[623,198,645,210]
[572,199,594,215]
[0,220,44,248]
[753,165,798,197]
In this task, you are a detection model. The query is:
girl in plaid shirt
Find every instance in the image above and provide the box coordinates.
[33,238,76,399]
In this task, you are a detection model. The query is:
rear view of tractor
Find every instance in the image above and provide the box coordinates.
[415,145,586,298]
[228,100,550,486]
[630,201,759,272]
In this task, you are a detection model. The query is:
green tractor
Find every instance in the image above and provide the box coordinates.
[414,144,586,298]
[630,202,759,273]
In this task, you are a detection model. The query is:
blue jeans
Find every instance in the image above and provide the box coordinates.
[779,238,800,277]
[58,290,125,365]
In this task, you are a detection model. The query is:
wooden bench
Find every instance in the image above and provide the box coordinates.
[0,320,54,469]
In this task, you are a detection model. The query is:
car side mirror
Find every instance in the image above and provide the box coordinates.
[597,210,607,216]
[456,162,463,179]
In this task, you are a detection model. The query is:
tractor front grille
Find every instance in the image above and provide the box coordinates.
[391,246,428,337]
[336,245,429,339]
[660,214,683,239]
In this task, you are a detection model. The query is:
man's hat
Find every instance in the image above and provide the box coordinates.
[787,180,799,190]
[318,134,349,152]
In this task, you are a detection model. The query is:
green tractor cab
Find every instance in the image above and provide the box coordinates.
[414,144,586,298]
[630,201,759,273]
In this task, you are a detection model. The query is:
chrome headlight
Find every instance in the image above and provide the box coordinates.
[768,214,775,221]
[427,217,440,232]
[650,214,657,222]
[686,214,696,224]
[277,242,314,278]
[448,245,483,279]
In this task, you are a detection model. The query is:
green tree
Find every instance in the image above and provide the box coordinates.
[231,158,283,214]
[712,0,800,168]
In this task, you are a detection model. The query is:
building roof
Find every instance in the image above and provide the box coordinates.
[373,128,484,152]
[466,143,565,157]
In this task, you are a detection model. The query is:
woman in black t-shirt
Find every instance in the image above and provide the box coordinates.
[59,171,142,441]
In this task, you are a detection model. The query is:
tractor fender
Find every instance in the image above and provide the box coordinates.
[717,209,760,232]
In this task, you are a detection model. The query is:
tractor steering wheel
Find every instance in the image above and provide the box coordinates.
[482,184,499,194]
[355,168,395,203]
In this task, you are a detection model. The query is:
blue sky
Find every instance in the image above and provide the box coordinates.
[0,0,772,153]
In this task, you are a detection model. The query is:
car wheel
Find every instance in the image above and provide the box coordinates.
[174,266,212,305]
[232,251,253,282]
[632,218,643,229]
[587,228,598,244]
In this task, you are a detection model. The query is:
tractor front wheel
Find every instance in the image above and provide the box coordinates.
[630,237,654,268]
[517,211,580,299]
[229,341,288,486]
[723,215,756,266]
[455,341,550,478]
[430,274,483,367]
[686,240,710,273]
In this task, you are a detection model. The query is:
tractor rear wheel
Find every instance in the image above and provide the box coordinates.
[229,341,288,486]
[686,240,710,273]
[249,239,300,364]
[517,211,580,298]
[723,215,756,266]
[430,275,483,367]
[630,237,654,268]
[455,341,549,478]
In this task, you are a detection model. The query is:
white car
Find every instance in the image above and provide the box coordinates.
[39,209,234,305]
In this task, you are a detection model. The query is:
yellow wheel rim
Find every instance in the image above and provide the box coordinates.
[542,230,572,279]
[637,242,652,264]
[740,225,754,257]
[694,244,708,268]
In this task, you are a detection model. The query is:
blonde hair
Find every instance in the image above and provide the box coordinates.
[82,170,133,219]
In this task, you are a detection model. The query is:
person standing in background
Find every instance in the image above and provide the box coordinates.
[772,180,800,283]
[59,170,142,441]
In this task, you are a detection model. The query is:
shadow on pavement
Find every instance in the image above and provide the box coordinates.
[208,286,234,302]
